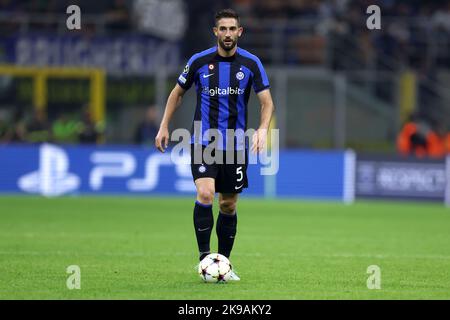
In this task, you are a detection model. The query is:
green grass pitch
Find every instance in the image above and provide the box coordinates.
[0,196,449,299]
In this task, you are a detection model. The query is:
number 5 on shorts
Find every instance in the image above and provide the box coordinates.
[236,166,243,182]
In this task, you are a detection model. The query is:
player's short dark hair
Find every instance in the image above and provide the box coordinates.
[215,9,240,26]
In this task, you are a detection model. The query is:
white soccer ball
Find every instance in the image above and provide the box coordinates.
[198,253,232,283]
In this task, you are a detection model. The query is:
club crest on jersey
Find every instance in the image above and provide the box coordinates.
[208,64,214,70]
[236,71,245,80]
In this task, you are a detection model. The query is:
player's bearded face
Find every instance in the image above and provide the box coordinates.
[219,36,237,51]
[215,18,242,52]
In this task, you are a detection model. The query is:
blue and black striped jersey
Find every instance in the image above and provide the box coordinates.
[177,46,270,150]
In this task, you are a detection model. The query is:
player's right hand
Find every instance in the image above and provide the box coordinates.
[155,127,169,153]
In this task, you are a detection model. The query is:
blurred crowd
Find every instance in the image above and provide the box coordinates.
[0,105,160,146]
[0,108,102,144]
[235,0,449,24]
[133,106,159,146]
[2,0,449,70]
[235,0,450,69]
[397,114,450,158]
[0,0,131,33]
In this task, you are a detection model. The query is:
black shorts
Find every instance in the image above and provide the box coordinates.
[190,144,248,194]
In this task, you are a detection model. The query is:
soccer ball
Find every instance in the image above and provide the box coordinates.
[198,253,232,283]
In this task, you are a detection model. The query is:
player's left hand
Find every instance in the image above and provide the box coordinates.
[251,129,267,154]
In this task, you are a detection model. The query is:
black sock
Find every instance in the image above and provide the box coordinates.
[193,201,214,261]
[216,211,237,258]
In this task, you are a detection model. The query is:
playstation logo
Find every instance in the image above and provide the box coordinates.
[18,144,80,197]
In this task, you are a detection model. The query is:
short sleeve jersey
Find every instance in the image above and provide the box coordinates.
[177,46,270,150]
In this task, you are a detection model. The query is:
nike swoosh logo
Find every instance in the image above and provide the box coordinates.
[235,184,244,190]
[203,74,214,78]
[198,227,210,232]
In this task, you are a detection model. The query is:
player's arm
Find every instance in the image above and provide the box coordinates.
[155,84,186,153]
[251,89,275,154]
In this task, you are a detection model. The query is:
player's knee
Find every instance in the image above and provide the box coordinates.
[197,187,214,204]
[219,199,236,214]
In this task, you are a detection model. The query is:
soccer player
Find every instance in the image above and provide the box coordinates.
[155,9,275,280]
